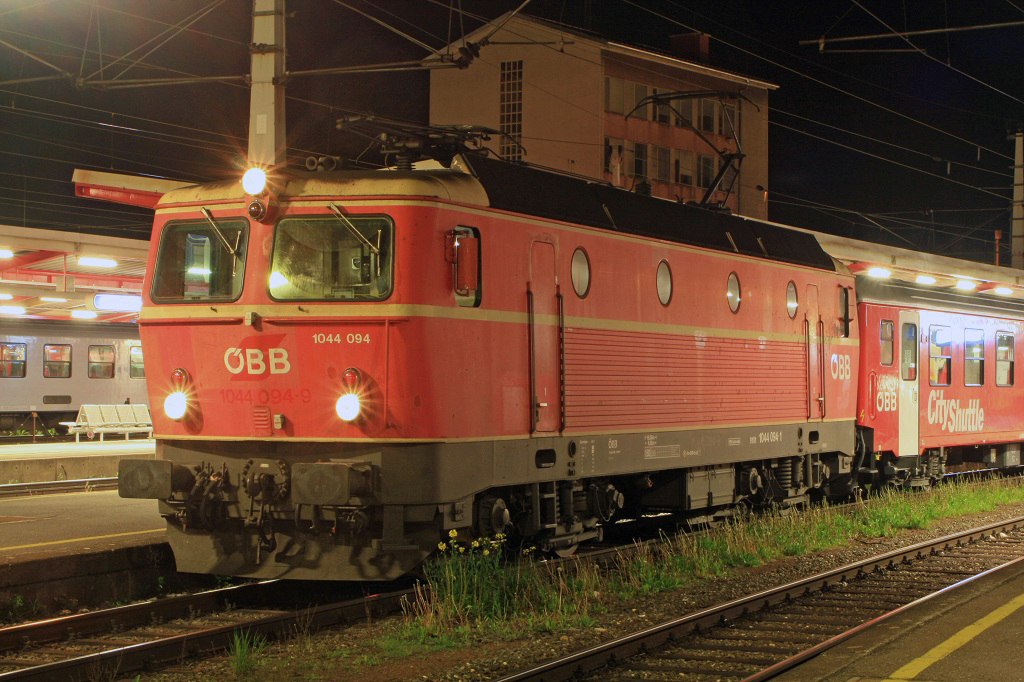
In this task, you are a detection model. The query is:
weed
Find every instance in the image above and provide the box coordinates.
[227,628,266,678]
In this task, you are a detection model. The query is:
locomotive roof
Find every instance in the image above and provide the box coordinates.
[457,155,837,272]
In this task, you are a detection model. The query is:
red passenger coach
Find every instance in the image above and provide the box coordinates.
[119,155,861,581]
[856,277,1024,483]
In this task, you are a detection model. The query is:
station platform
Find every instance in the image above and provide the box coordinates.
[778,555,1024,681]
[0,439,175,614]
[0,438,154,484]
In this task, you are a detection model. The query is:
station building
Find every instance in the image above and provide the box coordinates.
[430,14,776,219]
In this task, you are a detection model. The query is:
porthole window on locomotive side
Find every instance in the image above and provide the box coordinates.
[786,281,798,318]
[727,272,741,313]
[657,260,672,306]
[571,247,591,298]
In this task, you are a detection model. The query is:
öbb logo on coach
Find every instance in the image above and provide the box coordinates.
[223,348,291,375]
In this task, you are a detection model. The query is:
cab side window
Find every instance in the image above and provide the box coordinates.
[880,320,894,366]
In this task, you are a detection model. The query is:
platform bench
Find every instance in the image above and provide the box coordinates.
[59,404,153,442]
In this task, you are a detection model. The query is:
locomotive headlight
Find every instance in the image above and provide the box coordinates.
[164,391,188,421]
[335,393,361,421]
[242,167,267,195]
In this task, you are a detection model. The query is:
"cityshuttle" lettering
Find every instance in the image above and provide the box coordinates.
[926,390,984,433]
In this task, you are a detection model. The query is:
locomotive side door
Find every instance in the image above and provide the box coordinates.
[528,240,561,433]
[805,285,823,420]
[897,311,920,456]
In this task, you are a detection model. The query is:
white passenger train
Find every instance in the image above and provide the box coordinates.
[0,319,147,430]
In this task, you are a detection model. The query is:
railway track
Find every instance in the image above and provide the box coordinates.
[0,478,117,499]
[0,580,412,681]
[494,515,1024,682]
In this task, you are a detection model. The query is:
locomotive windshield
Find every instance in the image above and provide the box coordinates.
[151,219,248,302]
[269,214,393,301]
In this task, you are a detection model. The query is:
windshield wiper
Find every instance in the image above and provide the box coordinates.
[200,207,239,257]
[328,203,380,256]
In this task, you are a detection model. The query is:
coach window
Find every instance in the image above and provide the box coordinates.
[901,323,917,381]
[43,344,71,378]
[129,346,145,379]
[786,281,798,318]
[571,248,590,298]
[997,332,1014,387]
[929,326,952,386]
[880,320,894,366]
[0,342,26,378]
[964,329,984,386]
[88,345,115,379]
[727,272,741,312]
[656,260,672,306]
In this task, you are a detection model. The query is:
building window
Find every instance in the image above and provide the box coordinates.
[674,98,693,127]
[719,102,736,137]
[697,154,714,189]
[997,332,1014,386]
[628,141,648,178]
[699,98,716,132]
[571,248,590,298]
[965,328,984,386]
[726,272,741,313]
[0,342,26,378]
[674,150,694,185]
[929,326,951,386]
[652,88,671,124]
[880,320,894,366]
[786,281,799,319]
[605,76,624,114]
[499,60,523,161]
[654,146,670,182]
[129,346,145,379]
[44,343,71,378]
[88,345,115,379]
[632,83,648,119]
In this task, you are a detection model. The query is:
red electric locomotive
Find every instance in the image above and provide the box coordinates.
[118,154,862,581]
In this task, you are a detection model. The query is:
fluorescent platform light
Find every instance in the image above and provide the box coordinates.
[40,297,67,302]
[956,280,976,291]
[93,293,142,312]
[866,267,890,278]
[915,275,936,285]
[993,287,1014,296]
[0,249,12,258]
[0,306,25,315]
[78,257,117,268]
[71,309,98,319]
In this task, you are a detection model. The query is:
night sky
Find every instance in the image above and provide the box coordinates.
[1,0,1022,263]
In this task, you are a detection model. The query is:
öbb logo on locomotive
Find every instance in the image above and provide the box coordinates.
[223,347,291,375]
[829,353,851,380]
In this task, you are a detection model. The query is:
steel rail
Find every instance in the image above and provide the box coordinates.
[0,583,415,681]
[0,478,117,499]
[492,514,1024,681]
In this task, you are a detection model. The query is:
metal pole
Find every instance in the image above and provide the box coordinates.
[248,0,286,168]
[1012,132,1023,269]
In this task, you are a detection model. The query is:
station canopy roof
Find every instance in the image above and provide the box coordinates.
[0,224,147,323]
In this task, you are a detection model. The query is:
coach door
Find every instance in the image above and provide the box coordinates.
[805,285,824,419]
[897,311,920,456]
[528,241,561,432]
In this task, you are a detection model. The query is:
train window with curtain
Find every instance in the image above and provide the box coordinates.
[0,342,26,378]
[656,260,672,306]
[786,281,798,318]
[129,346,145,378]
[997,332,1014,387]
[901,323,917,381]
[929,326,951,386]
[43,344,71,378]
[571,248,590,298]
[964,329,984,386]
[727,272,741,312]
[880,320,894,365]
[88,345,115,379]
